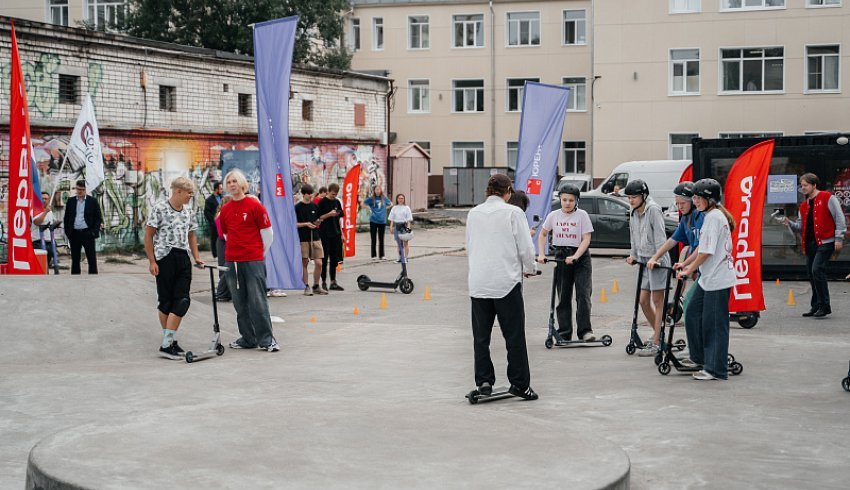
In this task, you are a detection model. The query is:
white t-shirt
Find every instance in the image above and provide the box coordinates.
[542,208,594,247]
[31,211,55,242]
[697,208,736,291]
[388,205,413,225]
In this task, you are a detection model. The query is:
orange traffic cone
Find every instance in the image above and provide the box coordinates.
[337,263,342,273]
[423,286,432,301]
[310,315,317,324]
[787,289,796,306]
[380,293,388,310]
[775,278,780,286]
[353,307,360,316]
[612,279,620,293]
[599,288,608,303]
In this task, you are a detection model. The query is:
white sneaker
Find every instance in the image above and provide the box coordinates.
[262,340,280,352]
[304,286,313,296]
[269,289,287,297]
[637,343,660,357]
[680,358,702,368]
[692,370,717,381]
[581,332,596,342]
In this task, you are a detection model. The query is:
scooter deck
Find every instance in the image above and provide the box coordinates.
[546,335,613,348]
[466,388,515,404]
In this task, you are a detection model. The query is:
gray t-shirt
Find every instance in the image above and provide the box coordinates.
[146,199,198,261]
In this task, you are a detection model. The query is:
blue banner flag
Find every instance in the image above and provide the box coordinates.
[254,16,302,289]
[513,82,571,248]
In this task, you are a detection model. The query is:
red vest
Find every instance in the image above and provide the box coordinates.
[799,191,836,254]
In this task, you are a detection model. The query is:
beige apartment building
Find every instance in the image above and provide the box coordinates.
[349,0,593,177]
[2,0,125,30]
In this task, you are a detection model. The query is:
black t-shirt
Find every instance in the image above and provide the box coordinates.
[317,197,344,238]
[805,199,815,246]
[295,201,320,243]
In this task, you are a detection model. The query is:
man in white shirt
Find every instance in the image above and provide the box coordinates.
[466,174,538,400]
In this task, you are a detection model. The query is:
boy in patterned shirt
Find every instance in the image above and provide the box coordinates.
[144,177,204,359]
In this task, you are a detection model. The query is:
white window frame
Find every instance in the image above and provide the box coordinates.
[452,13,485,49]
[506,141,519,170]
[670,0,701,13]
[562,141,587,174]
[408,79,431,113]
[452,142,485,168]
[806,0,841,7]
[562,10,587,46]
[718,131,784,139]
[805,44,841,93]
[408,15,430,50]
[562,77,588,112]
[720,0,786,11]
[47,0,70,26]
[505,11,541,48]
[372,17,384,51]
[668,133,700,160]
[505,78,539,112]
[669,48,701,96]
[719,46,785,95]
[349,17,361,51]
[452,79,485,113]
[85,0,127,31]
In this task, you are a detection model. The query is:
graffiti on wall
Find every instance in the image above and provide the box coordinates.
[0,53,103,117]
[289,144,388,202]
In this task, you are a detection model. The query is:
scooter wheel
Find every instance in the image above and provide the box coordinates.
[654,353,663,366]
[357,275,370,291]
[467,390,479,404]
[625,344,636,355]
[216,344,225,356]
[601,335,613,347]
[730,362,743,376]
[658,362,671,375]
[842,377,850,392]
[185,351,194,363]
[675,339,686,351]
[727,353,736,364]
[545,338,554,349]
[738,315,758,329]
[399,278,415,294]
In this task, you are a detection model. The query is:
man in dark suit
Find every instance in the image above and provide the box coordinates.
[204,181,222,258]
[63,179,103,274]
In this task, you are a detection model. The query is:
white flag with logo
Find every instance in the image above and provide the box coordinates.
[68,94,104,192]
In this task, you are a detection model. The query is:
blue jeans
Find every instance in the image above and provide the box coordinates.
[805,242,834,311]
[684,284,730,379]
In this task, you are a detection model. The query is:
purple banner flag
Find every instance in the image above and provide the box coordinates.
[254,16,302,289]
[513,82,571,248]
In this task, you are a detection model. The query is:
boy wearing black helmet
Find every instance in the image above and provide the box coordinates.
[624,179,670,356]
[678,178,736,380]
[537,183,596,342]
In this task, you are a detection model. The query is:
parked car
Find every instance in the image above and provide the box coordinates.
[552,174,594,199]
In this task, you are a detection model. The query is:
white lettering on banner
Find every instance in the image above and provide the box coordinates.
[733,176,754,300]
[531,145,543,177]
[12,133,32,270]
[11,237,31,270]
[344,182,354,230]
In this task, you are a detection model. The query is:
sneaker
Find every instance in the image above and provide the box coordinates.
[509,385,539,401]
[371,257,379,262]
[304,286,313,296]
[229,340,255,349]
[692,370,717,381]
[269,289,287,297]
[679,358,702,368]
[159,343,183,360]
[581,332,596,342]
[329,282,345,291]
[478,382,493,396]
[313,284,329,295]
[170,341,185,355]
[261,340,280,352]
[322,282,328,292]
[637,343,660,357]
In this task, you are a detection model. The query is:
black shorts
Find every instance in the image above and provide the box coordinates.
[155,248,192,316]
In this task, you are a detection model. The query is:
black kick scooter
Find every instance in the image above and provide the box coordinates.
[842,362,850,392]
[357,229,414,294]
[542,257,612,349]
[185,264,227,363]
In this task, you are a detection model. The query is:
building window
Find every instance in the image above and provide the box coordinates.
[669,133,699,160]
[562,77,587,111]
[670,0,701,13]
[562,141,586,174]
[238,93,252,117]
[506,141,518,170]
[506,12,540,47]
[58,74,79,104]
[159,85,176,112]
[807,0,841,6]
[452,142,485,168]
[372,18,384,51]
[49,0,69,26]
[670,49,700,95]
[408,80,430,113]
[302,100,314,121]
[453,14,484,48]
[562,10,587,46]
[412,141,432,172]
[719,132,783,139]
[806,45,840,92]
[721,47,784,93]
[349,18,361,51]
[453,80,485,112]
[354,103,366,127]
[506,78,539,112]
[86,0,127,31]
[409,16,429,49]
[721,0,784,10]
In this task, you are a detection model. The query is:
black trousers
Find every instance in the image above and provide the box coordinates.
[553,247,593,339]
[215,238,231,299]
[209,227,219,259]
[369,222,386,258]
[69,228,98,274]
[470,283,531,390]
[806,241,834,310]
[321,235,343,283]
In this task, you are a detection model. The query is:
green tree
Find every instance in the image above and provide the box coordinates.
[124,0,353,69]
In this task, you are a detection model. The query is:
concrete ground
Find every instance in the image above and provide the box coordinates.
[2,224,850,489]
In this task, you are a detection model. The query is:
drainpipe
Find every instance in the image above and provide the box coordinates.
[386,78,395,195]
[489,0,496,167]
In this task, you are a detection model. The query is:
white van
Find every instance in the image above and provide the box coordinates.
[596,160,691,210]
[552,173,594,199]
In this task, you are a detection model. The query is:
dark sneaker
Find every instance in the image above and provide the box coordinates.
[322,282,328,292]
[171,341,185,355]
[329,282,345,291]
[478,382,493,396]
[802,309,817,317]
[313,284,329,295]
[159,343,183,360]
[813,308,829,318]
[509,385,539,400]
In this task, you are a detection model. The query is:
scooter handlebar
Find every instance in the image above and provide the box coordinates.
[197,263,229,272]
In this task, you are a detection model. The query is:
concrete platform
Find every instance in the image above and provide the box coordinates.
[26,401,630,490]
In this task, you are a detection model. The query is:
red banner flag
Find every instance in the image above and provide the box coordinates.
[6,23,42,274]
[342,164,361,258]
[724,139,774,312]
[679,164,693,184]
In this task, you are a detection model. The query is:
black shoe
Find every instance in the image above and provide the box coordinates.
[813,308,829,318]
[159,343,183,360]
[329,282,345,291]
[216,295,232,302]
[478,382,493,396]
[322,282,328,291]
[170,341,185,355]
[802,309,817,317]
[556,330,572,341]
[509,385,539,400]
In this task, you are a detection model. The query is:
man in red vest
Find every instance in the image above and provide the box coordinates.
[784,173,846,318]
